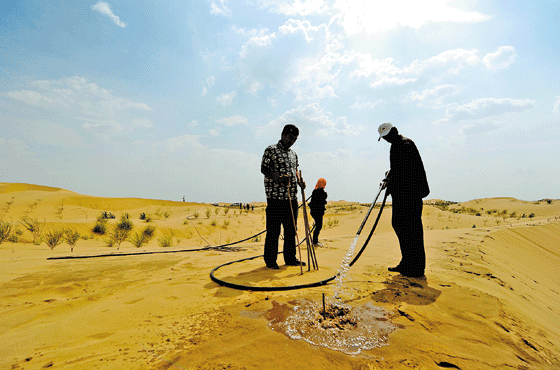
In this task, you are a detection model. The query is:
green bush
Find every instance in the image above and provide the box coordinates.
[0,221,13,244]
[64,229,80,252]
[157,234,173,248]
[20,217,44,244]
[142,224,157,240]
[92,219,107,235]
[129,231,147,248]
[44,227,64,250]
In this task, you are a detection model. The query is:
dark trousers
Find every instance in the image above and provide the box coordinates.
[264,198,298,265]
[391,197,425,275]
[311,212,323,244]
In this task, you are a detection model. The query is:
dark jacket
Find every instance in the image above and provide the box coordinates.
[308,188,327,215]
[387,136,429,199]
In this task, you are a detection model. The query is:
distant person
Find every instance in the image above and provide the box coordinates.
[261,124,306,269]
[379,122,429,278]
[308,178,327,247]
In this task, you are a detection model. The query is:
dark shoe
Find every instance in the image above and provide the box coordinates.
[401,271,425,278]
[388,265,402,272]
[266,263,280,269]
[285,260,306,266]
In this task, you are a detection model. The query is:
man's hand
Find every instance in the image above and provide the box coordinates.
[298,180,306,190]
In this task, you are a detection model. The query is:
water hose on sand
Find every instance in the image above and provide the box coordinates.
[209,186,388,291]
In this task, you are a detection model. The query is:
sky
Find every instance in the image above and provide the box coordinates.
[1,0,559,203]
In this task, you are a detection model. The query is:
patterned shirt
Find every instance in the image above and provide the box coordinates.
[261,140,299,200]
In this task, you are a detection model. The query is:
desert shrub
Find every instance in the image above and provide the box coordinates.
[210,220,217,226]
[529,213,535,218]
[64,229,80,252]
[110,217,134,249]
[129,231,147,248]
[92,219,107,235]
[20,217,44,244]
[157,233,173,248]
[193,212,199,219]
[224,208,230,215]
[98,211,115,220]
[142,224,157,240]
[44,227,64,250]
[0,221,13,244]
[222,220,230,229]
[140,212,146,220]
[8,234,18,243]
[214,208,220,215]
[15,229,23,236]
[163,210,172,220]
[206,208,211,219]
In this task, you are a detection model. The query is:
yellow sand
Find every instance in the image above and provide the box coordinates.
[1,183,559,369]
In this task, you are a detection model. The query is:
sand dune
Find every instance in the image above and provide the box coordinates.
[1,183,559,369]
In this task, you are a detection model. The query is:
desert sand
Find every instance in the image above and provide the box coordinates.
[1,182,559,369]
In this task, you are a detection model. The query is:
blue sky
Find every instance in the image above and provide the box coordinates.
[1,0,559,203]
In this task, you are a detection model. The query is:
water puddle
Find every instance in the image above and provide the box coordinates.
[265,299,396,355]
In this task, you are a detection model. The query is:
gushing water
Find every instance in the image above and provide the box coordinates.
[333,234,360,300]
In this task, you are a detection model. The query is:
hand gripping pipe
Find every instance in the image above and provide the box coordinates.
[209,185,388,291]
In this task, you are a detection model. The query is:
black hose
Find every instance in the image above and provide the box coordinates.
[209,189,388,291]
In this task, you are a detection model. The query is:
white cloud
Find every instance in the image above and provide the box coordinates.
[207,76,216,87]
[5,76,153,141]
[215,115,248,126]
[210,0,231,17]
[438,97,536,123]
[216,91,237,106]
[202,86,208,96]
[209,129,220,137]
[92,2,127,28]
[483,46,517,71]
[408,84,460,108]
[259,103,363,138]
[334,0,491,36]
[253,0,329,16]
[350,100,382,110]
[5,90,54,106]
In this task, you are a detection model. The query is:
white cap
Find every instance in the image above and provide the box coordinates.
[378,122,393,141]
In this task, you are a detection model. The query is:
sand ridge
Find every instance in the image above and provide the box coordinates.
[1,183,559,369]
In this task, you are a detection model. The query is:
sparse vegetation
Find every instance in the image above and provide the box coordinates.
[20,217,45,244]
[142,224,157,240]
[109,216,134,249]
[129,231,148,248]
[206,208,211,219]
[44,227,64,250]
[0,221,13,244]
[92,219,108,235]
[64,229,80,252]
[158,233,173,248]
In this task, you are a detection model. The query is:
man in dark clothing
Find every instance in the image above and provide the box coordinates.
[261,124,306,269]
[379,122,429,278]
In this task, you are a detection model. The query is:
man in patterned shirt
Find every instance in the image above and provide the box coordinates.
[261,124,306,269]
